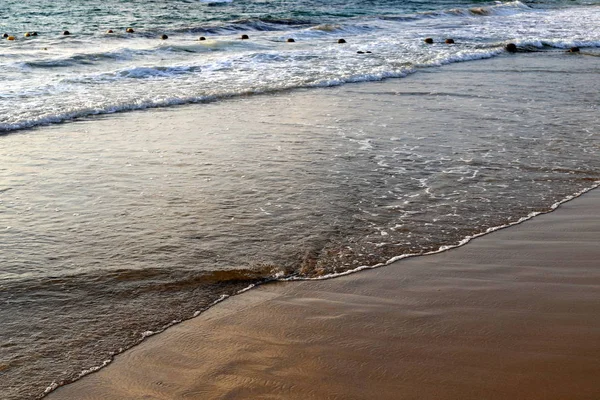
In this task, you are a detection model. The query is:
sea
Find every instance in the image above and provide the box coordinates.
[1,0,599,398]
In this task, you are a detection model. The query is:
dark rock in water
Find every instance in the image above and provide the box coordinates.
[24,32,31,37]
[161,34,168,40]
[126,28,135,33]
[32,32,38,36]
[357,51,365,54]
[568,47,580,53]
[62,30,70,36]
[424,38,434,44]
[338,38,346,44]
[241,34,249,40]
[199,36,206,41]
[287,38,295,43]
[106,29,114,34]
[445,38,455,44]
[505,43,517,53]
[366,50,372,53]
[2,33,8,38]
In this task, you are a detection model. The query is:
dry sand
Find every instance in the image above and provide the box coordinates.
[46,187,600,399]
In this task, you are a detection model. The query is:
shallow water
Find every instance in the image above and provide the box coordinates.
[1,0,600,398]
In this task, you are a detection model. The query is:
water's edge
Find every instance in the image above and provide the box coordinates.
[41,181,600,398]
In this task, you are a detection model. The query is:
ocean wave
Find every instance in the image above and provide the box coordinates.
[0,45,513,134]
[381,0,533,21]
[135,1,537,39]
[513,38,600,49]
[467,0,532,15]
[308,23,343,32]
[7,44,220,72]
[19,50,137,69]
[106,65,203,80]
[2,3,599,134]
[177,17,315,35]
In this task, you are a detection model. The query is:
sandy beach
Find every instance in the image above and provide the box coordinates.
[46,188,600,399]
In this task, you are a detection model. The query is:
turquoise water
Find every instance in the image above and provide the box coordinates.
[1,1,599,399]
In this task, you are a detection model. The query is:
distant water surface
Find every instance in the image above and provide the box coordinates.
[1,0,599,399]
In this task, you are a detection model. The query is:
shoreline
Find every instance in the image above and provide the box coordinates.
[40,182,599,398]
[8,47,598,398]
[281,183,600,282]
[44,190,600,399]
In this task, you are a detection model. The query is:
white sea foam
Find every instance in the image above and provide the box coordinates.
[1,4,599,133]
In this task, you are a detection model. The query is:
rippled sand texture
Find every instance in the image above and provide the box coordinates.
[46,170,600,400]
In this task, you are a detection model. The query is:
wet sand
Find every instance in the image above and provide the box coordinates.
[46,187,600,400]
